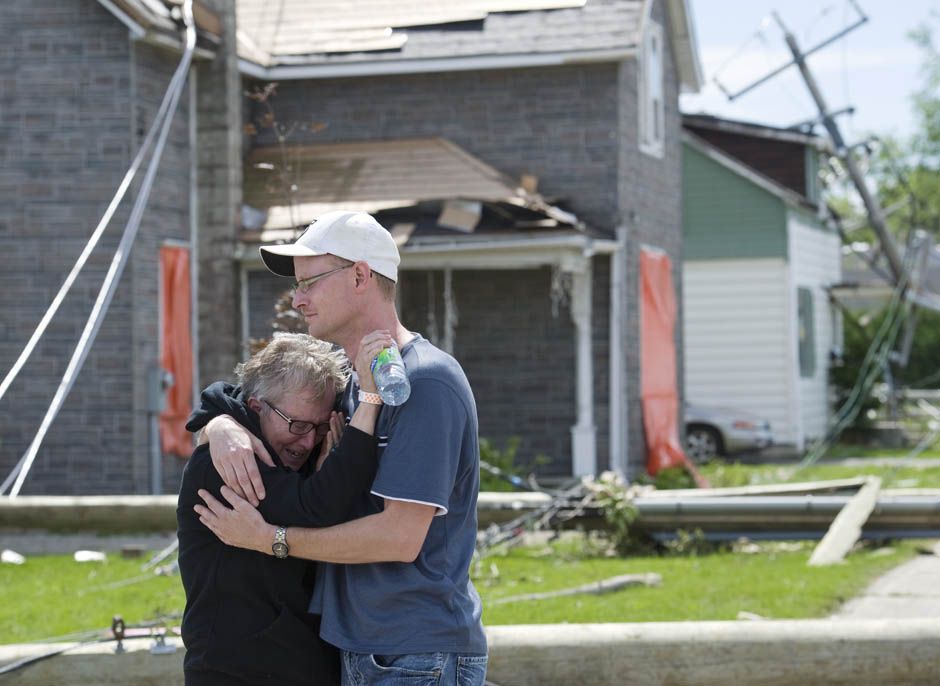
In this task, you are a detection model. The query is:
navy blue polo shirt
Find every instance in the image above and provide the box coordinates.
[311,335,486,655]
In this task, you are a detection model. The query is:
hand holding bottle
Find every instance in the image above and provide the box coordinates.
[371,342,411,406]
[354,330,394,395]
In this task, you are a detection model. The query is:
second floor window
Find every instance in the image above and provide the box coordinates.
[639,19,665,158]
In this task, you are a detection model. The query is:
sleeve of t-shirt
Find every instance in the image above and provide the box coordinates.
[369,377,465,515]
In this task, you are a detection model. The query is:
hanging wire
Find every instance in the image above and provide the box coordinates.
[801,3,838,45]
[754,28,811,116]
[712,15,773,84]
[840,0,857,141]
[796,245,918,473]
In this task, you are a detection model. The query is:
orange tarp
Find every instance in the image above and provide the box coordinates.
[639,247,692,476]
[159,246,193,457]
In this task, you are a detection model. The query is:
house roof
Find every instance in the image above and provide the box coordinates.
[96,0,221,50]
[683,114,829,150]
[242,137,583,239]
[235,0,702,91]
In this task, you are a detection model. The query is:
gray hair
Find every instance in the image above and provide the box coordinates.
[235,333,349,404]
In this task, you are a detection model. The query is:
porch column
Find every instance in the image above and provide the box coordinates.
[569,260,596,476]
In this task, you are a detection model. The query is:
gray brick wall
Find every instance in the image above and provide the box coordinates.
[245,63,621,230]
[0,0,135,494]
[0,1,196,494]
[399,268,578,478]
[130,41,194,495]
[592,256,612,472]
[196,0,243,387]
[246,269,294,342]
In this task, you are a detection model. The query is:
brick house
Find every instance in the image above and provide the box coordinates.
[0,0,700,494]
[1,0,239,494]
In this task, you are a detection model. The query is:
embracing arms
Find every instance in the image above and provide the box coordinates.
[196,488,435,563]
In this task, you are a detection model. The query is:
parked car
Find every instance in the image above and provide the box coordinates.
[683,404,773,463]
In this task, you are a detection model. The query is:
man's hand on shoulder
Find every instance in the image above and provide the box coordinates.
[195,485,275,554]
[206,415,273,506]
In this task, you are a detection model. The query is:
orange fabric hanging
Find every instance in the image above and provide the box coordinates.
[159,246,193,457]
[639,247,693,476]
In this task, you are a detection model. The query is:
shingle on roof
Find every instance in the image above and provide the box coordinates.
[235,0,643,66]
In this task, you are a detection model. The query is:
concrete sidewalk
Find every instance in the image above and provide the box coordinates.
[832,541,940,619]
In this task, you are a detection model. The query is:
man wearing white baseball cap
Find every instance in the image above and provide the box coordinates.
[194,210,488,685]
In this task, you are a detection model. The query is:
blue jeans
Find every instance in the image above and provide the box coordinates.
[341,650,488,686]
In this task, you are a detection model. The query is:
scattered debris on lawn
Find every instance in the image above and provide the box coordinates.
[1,549,25,565]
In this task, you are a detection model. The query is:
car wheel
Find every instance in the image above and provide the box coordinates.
[685,425,722,463]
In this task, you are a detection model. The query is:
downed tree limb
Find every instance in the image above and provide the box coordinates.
[491,573,661,606]
[808,476,882,566]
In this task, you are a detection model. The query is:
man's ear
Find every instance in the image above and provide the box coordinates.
[353,261,373,290]
[247,397,262,413]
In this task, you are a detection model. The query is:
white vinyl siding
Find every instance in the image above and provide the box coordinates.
[683,258,797,444]
[788,213,842,445]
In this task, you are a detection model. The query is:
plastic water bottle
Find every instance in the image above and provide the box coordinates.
[371,344,411,406]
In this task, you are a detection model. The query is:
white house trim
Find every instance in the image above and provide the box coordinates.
[570,259,597,476]
[665,0,704,92]
[609,225,628,476]
[238,48,637,81]
[96,0,147,39]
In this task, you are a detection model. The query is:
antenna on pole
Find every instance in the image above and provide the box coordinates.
[719,1,906,288]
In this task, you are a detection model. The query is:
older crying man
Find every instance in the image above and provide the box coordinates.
[177,330,390,686]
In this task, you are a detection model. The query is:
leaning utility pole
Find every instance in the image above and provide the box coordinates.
[721,0,907,286]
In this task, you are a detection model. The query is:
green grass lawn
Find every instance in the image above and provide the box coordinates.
[699,460,940,489]
[0,553,184,645]
[475,540,920,625]
[822,444,940,460]
[0,540,921,643]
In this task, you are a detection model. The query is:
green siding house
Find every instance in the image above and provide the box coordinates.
[681,116,841,450]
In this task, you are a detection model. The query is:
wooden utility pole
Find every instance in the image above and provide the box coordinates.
[722,1,907,287]
[770,11,905,285]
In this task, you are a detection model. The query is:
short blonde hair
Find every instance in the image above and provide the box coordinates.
[332,256,396,301]
[235,333,349,404]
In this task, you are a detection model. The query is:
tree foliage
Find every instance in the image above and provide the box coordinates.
[828,15,940,432]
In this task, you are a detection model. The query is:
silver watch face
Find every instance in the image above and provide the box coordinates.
[272,541,289,559]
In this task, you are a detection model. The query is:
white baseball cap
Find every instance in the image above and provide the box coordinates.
[259,210,400,282]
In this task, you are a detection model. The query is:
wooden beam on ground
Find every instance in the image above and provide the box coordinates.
[808,476,882,566]
[642,477,869,498]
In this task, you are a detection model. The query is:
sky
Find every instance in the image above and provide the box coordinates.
[680,0,939,142]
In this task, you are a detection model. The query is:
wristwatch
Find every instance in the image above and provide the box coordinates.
[272,526,289,559]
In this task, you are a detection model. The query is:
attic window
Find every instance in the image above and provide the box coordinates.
[639,19,665,158]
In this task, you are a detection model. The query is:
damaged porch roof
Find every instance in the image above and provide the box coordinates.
[241,137,585,244]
